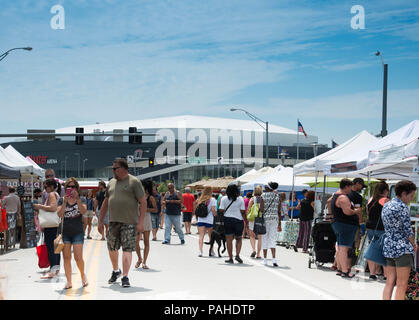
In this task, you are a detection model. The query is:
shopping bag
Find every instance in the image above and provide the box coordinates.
[92,215,98,226]
[364,233,387,266]
[0,204,8,232]
[405,270,419,300]
[36,233,50,269]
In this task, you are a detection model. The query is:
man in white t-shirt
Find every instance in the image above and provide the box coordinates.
[218,184,245,264]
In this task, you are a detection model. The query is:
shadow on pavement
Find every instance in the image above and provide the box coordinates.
[102,284,152,294]
[133,268,161,273]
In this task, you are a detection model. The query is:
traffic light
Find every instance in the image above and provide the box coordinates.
[128,127,136,144]
[148,157,154,167]
[135,131,142,144]
[76,127,84,145]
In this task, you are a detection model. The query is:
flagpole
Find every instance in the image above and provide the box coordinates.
[296,118,300,164]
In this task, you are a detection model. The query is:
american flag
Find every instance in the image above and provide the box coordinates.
[298,120,307,137]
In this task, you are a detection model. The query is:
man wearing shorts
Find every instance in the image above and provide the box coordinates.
[182,187,194,235]
[330,179,362,278]
[99,158,146,288]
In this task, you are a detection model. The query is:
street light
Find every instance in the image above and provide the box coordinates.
[82,158,88,179]
[0,47,32,62]
[231,107,269,167]
[74,153,80,178]
[376,51,388,137]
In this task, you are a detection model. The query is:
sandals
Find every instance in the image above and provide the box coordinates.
[250,251,256,258]
[82,275,89,287]
[341,271,356,278]
[335,270,343,276]
[64,283,72,290]
[135,260,142,268]
[142,265,149,270]
[41,272,56,279]
[331,265,338,271]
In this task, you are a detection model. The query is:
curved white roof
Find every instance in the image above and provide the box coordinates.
[57,115,301,136]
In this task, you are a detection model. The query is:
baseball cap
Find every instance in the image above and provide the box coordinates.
[353,178,367,188]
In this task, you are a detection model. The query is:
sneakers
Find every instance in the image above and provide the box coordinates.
[162,241,170,244]
[108,269,121,284]
[272,259,278,267]
[121,276,130,288]
[235,256,243,264]
[261,259,268,266]
[198,252,203,257]
[369,275,377,280]
[180,239,185,245]
[225,258,234,264]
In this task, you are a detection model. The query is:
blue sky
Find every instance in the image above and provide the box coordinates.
[0,0,418,146]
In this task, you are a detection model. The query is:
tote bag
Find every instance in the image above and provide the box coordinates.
[36,233,50,269]
[0,203,8,232]
[39,193,60,228]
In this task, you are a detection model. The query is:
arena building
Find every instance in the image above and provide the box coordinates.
[2,115,330,187]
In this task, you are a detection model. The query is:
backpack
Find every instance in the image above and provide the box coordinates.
[246,197,261,222]
[195,201,209,218]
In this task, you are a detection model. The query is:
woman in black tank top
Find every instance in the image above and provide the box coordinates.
[365,181,390,280]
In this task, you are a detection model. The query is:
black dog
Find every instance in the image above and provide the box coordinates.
[205,214,226,257]
[205,229,226,257]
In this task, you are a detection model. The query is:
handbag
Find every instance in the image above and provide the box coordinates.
[36,233,50,269]
[246,197,261,222]
[92,215,98,226]
[364,202,387,266]
[253,196,276,235]
[38,194,60,228]
[53,222,64,254]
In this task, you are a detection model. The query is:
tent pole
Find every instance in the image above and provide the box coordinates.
[31,175,34,200]
[291,167,295,219]
[367,171,371,199]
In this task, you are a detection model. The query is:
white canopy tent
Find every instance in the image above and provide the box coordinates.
[241,165,313,193]
[234,166,277,185]
[294,130,379,177]
[5,145,45,177]
[328,120,419,179]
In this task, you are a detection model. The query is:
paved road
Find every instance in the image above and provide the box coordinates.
[1,225,386,300]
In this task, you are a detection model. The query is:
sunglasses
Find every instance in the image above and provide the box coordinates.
[67,185,77,188]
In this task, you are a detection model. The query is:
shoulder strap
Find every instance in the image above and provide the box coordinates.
[224,200,234,213]
[263,194,277,216]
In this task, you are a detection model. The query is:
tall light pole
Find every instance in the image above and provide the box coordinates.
[376,51,388,137]
[64,156,68,178]
[82,158,88,179]
[231,107,269,167]
[74,153,80,178]
[0,47,32,62]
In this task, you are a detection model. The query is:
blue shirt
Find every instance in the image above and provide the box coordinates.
[382,197,414,259]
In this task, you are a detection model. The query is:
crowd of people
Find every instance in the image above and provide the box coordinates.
[2,161,417,300]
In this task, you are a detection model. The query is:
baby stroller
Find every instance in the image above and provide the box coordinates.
[308,217,336,269]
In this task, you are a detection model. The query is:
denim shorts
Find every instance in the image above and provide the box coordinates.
[332,222,358,248]
[150,213,161,230]
[224,217,244,238]
[197,222,213,229]
[62,233,84,245]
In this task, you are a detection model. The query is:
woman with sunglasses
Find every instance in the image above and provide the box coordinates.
[33,179,60,279]
[57,177,88,290]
